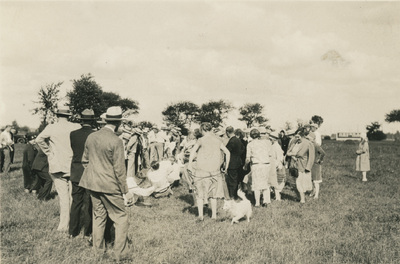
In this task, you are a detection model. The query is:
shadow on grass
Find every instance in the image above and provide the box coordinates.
[178,194,195,206]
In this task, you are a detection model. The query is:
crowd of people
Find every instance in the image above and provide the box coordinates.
[0,103,372,262]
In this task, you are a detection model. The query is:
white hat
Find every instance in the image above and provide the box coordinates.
[55,104,72,116]
[104,106,125,121]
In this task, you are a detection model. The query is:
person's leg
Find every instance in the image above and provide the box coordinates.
[126,157,136,178]
[22,166,32,191]
[262,187,271,205]
[2,148,11,176]
[196,198,204,220]
[254,190,261,206]
[362,171,367,182]
[83,189,93,237]
[226,169,239,199]
[296,174,305,203]
[313,182,320,199]
[69,181,84,237]
[90,191,107,256]
[210,198,217,219]
[36,171,53,200]
[101,193,129,262]
[50,173,71,231]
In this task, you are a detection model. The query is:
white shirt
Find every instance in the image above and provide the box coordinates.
[0,130,13,148]
[314,130,322,146]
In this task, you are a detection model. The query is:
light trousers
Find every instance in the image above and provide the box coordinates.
[50,172,72,232]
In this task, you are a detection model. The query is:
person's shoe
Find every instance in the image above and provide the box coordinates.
[87,236,93,246]
[362,178,367,182]
[314,196,319,200]
[32,190,37,194]
[24,189,30,193]
[262,203,268,208]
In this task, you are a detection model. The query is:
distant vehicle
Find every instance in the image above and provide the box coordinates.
[13,131,28,144]
[335,132,362,141]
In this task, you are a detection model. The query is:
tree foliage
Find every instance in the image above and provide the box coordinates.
[385,109,400,123]
[67,74,139,117]
[196,100,233,128]
[311,115,324,127]
[32,82,62,128]
[366,122,387,141]
[162,101,199,135]
[238,103,268,128]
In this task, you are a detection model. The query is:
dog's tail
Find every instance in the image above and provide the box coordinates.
[237,188,247,201]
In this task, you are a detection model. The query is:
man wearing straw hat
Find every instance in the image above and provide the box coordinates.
[79,106,134,262]
[36,104,81,232]
[69,109,96,239]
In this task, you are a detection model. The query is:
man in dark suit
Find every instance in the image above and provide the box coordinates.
[79,106,134,262]
[22,134,38,193]
[225,126,245,200]
[32,143,53,201]
[69,109,96,239]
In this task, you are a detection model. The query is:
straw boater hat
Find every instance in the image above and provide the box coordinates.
[77,109,96,120]
[104,106,125,121]
[55,104,72,116]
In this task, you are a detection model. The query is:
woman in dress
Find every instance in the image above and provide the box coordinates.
[188,123,230,221]
[287,127,315,203]
[356,132,370,182]
[243,128,274,207]
[308,133,325,199]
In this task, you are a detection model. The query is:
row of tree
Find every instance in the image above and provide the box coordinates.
[33,74,275,134]
[32,74,399,139]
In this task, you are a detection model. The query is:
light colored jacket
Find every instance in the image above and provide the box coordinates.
[79,127,128,194]
[36,119,80,175]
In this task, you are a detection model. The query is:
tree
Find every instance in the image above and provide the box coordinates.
[311,115,324,127]
[67,74,103,116]
[366,122,387,141]
[32,82,62,129]
[385,109,400,123]
[196,100,233,128]
[67,74,139,117]
[238,103,268,128]
[162,101,199,135]
[283,121,294,131]
[10,120,31,133]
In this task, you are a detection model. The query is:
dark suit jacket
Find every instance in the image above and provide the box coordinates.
[22,143,37,169]
[31,144,49,172]
[79,127,128,195]
[70,125,95,183]
[226,136,245,170]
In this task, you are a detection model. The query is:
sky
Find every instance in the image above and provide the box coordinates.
[1,1,399,135]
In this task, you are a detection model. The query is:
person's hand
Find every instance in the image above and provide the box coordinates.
[277,163,283,170]
[123,192,134,207]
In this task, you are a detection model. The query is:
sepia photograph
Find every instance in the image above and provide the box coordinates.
[1,1,399,263]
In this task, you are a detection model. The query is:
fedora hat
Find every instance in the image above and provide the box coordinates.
[104,106,125,121]
[78,109,96,120]
[56,104,72,116]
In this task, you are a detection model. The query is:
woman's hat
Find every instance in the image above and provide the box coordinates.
[78,109,96,120]
[104,106,125,121]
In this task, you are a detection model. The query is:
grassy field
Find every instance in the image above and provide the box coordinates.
[1,140,400,264]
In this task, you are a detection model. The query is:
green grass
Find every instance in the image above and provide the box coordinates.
[1,141,400,263]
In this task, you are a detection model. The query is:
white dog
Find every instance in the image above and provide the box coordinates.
[223,189,252,225]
